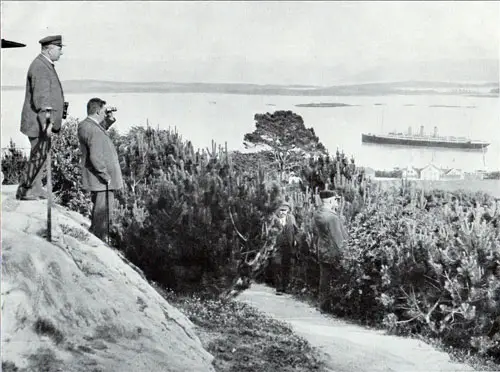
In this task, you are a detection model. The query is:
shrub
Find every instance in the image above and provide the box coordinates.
[111,126,283,293]
[284,182,500,361]
[4,113,497,361]
[50,118,92,217]
[1,139,28,185]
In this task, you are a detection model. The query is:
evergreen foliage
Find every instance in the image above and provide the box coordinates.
[2,111,498,361]
[1,139,28,185]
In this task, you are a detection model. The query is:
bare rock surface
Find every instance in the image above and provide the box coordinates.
[1,185,215,372]
[237,284,476,372]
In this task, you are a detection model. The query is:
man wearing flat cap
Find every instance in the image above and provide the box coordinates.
[271,202,298,295]
[16,35,66,200]
[313,190,349,311]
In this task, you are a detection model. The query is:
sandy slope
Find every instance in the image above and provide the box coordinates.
[237,284,476,372]
[1,185,215,372]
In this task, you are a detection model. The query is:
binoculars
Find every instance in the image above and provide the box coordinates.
[105,107,117,114]
[62,101,69,119]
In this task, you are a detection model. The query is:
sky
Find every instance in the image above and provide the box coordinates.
[1,1,499,86]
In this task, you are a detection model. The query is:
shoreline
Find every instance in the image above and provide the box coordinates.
[371,177,500,198]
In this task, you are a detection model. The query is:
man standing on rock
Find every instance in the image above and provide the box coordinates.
[78,98,123,242]
[313,190,349,311]
[17,35,66,200]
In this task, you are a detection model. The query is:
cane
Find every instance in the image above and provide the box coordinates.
[45,108,53,242]
[105,182,110,245]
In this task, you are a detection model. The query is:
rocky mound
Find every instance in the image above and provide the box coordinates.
[1,185,215,372]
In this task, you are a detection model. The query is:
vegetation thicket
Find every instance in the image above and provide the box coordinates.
[2,110,498,364]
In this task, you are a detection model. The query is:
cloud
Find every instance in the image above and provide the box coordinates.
[1,1,498,85]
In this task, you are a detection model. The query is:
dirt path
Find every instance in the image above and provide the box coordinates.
[237,284,475,372]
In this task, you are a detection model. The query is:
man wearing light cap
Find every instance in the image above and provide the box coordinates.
[16,35,66,200]
[313,190,349,311]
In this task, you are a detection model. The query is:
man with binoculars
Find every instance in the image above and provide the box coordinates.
[17,35,69,200]
[78,98,123,243]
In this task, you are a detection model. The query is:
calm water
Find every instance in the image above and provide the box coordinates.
[2,90,499,174]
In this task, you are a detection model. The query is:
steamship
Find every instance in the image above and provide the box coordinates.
[361,126,490,150]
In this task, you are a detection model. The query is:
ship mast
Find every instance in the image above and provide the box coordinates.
[380,107,385,132]
[482,142,487,169]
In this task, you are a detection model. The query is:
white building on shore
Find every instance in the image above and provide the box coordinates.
[419,163,441,180]
[399,163,468,181]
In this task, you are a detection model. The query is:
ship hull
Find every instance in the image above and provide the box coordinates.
[362,134,489,149]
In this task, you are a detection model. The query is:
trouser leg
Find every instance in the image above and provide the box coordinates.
[318,262,335,311]
[280,249,292,291]
[90,190,114,241]
[17,135,51,199]
[273,257,282,291]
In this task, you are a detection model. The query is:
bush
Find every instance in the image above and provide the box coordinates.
[283,182,500,361]
[111,126,283,293]
[1,139,28,185]
[0,118,93,216]
[3,113,497,362]
[50,118,92,216]
[349,186,498,357]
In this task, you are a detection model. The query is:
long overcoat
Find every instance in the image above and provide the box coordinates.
[77,117,123,192]
[21,54,64,137]
[313,206,348,263]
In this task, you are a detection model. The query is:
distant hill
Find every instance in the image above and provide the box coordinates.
[2,79,498,97]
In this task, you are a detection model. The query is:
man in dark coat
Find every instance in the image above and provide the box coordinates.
[78,98,123,242]
[272,202,298,295]
[17,35,66,200]
[313,190,349,311]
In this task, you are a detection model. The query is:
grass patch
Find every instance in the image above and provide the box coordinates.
[420,337,500,372]
[1,361,19,372]
[27,348,64,372]
[60,223,90,243]
[154,284,328,372]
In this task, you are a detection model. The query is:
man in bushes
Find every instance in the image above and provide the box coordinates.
[313,190,348,311]
[77,98,123,242]
[272,202,298,295]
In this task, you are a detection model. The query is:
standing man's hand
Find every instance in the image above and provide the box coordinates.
[101,176,111,186]
[104,109,116,130]
[44,108,53,137]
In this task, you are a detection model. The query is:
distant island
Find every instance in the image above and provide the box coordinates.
[295,102,356,108]
[2,79,499,97]
[429,105,477,108]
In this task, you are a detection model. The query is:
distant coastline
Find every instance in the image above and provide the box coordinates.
[430,105,476,108]
[295,102,356,108]
[2,80,499,97]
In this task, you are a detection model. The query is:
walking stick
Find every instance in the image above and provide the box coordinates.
[105,183,110,245]
[45,108,54,242]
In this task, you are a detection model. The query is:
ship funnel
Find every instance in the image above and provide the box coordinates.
[408,126,412,135]
[420,125,424,136]
[434,126,438,137]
